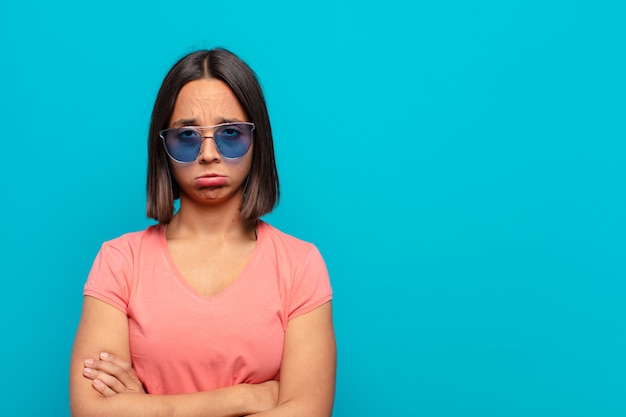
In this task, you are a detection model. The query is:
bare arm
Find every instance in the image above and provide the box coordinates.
[70,296,277,417]
[248,301,336,417]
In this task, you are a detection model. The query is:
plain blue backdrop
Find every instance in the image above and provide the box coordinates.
[1,1,624,415]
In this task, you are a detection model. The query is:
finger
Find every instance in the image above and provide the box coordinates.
[83,366,127,393]
[99,352,133,373]
[84,357,144,393]
[100,352,139,381]
[99,352,143,388]
[92,378,117,397]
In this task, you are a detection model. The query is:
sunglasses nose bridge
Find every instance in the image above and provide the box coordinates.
[198,134,221,161]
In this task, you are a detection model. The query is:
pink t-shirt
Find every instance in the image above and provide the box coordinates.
[84,221,332,394]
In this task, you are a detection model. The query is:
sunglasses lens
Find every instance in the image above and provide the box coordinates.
[162,128,202,163]
[214,124,253,158]
[160,123,254,162]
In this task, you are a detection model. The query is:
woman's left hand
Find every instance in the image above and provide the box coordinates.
[83,352,146,397]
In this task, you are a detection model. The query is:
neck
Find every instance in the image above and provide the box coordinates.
[166,193,255,241]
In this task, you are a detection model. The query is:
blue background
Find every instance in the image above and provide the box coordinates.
[1,1,624,415]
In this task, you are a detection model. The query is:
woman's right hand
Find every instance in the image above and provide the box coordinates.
[83,352,146,397]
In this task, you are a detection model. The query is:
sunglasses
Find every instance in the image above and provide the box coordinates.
[160,122,255,163]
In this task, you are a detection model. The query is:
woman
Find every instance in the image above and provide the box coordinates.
[70,48,336,417]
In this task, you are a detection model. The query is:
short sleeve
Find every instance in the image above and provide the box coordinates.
[287,245,333,320]
[83,241,132,314]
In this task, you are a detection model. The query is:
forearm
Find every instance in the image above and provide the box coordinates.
[247,303,336,417]
[246,398,333,417]
[71,384,259,417]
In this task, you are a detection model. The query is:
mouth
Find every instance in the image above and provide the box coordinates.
[195,174,227,188]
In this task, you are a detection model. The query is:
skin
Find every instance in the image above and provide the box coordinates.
[70,79,336,417]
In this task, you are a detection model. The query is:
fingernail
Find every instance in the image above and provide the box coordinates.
[83,367,93,375]
[85,359,94,366]
[100,352,109,359]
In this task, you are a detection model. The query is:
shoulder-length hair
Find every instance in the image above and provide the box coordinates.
[146,48,279,224]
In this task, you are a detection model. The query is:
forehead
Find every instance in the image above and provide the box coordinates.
[170,79,246,124]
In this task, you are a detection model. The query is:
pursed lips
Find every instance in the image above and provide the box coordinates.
[195,174,227,187]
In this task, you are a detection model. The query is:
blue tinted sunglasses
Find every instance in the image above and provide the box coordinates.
[160,122,255,163]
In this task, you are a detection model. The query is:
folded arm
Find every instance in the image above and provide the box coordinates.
[70,296,277,417]
[248,301,336,417]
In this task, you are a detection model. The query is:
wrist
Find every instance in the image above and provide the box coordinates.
[236,384,262,416]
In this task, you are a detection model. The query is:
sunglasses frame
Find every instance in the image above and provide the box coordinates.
[159,122,255,163]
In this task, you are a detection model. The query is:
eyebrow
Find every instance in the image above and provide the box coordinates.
[171,117,246,127]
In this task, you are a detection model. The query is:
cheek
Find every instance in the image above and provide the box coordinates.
[223,158,253,181]
[222,148,253,171]
[169,162,192,182]
[242,153,254,176]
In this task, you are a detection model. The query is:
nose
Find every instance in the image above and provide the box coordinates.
[198,135,221,163]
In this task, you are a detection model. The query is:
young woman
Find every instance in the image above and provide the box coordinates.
[70,48,336,417]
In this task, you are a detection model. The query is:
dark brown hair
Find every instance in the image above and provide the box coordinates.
[146,48,279,224]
